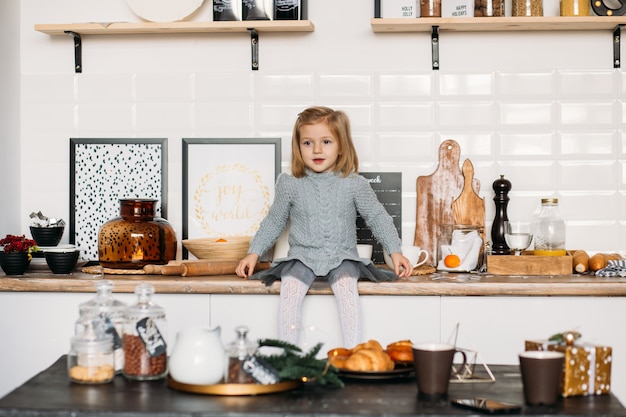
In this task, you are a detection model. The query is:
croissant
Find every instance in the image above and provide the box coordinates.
[343,348,395,372]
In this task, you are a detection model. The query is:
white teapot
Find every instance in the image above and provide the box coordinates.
[168,326,225,385]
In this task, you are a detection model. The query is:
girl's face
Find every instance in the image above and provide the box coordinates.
[299,121,340,174]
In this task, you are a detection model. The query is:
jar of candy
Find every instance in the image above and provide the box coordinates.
[123,283,168,380]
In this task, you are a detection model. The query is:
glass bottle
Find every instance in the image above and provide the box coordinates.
[512,0,543,15]
[77,280,127,374]
[437,224,485,271]
[533,198,566,256]
[68,319,115,384]
[98,198,177,269]
[224,326,257,383]
[123,283,168,380]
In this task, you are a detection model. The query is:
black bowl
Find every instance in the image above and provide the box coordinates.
[30,226,65,247]
[44,250,80,274]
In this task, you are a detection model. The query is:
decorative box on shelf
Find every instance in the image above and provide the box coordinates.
[487,251,573,275]
[525,337,612,397]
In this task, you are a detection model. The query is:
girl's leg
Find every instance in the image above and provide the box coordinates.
[278,263,315,345]
[328,262,362,348]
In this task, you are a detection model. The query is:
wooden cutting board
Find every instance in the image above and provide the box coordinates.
[452,159,485,229]
[413,140,480,266]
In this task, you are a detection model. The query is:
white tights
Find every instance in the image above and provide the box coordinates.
[278,272,361,348]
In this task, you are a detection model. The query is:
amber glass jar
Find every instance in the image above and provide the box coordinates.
[98,199,176,269]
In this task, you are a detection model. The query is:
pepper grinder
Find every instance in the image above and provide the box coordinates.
[491,175,511,255]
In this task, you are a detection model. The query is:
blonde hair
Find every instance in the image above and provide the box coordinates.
[290,106,359,178]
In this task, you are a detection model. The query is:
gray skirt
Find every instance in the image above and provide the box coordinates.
[250,259,398,286]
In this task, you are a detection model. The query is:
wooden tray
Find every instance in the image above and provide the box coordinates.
[167,376,302,396]
[487,251,573,276]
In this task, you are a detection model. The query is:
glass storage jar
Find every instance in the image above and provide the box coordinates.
[123,283,168,380]
[420,0,442,16]
[225,326,258,383]
[475,0,505,16]
[98,198,177,269]
[77,279,127,374]
[512,0,543,15]
[560,0,589,15]
[533,198,566,256]
[437,224,485,271]
[68,319,115,384]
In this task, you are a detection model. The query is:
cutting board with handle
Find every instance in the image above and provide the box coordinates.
[452,158,485,229]
[414,140,480,266]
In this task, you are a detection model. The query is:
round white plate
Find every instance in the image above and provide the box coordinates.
[125,0,205,22]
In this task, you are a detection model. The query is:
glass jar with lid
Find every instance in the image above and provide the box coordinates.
[225,326,258,383]
[512,0,543,15]
[533,198,566,256]
[77,279,127,373]
[123,283,168,380]
[68,318,115,384]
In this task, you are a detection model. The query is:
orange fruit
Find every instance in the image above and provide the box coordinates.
[444,254,461,268]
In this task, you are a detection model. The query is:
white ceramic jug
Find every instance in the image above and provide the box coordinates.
[168,326,225,385]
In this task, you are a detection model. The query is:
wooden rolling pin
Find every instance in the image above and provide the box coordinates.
[143,260,270,276]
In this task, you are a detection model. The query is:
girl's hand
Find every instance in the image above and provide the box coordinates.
[236,253,259,278]
[390,252,413,278]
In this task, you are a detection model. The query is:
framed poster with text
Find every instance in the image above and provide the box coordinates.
[182,138,281,258]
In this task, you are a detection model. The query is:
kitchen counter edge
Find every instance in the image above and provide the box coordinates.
[1,272,625,296]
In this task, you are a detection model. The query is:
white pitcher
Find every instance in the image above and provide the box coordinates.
[168,326,225,385]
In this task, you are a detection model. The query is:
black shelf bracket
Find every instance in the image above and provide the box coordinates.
[614,25,624,68]
[64,31,82,73]
[248,28,259,70]
[431,26,440,70]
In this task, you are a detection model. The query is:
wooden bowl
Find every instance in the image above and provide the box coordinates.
[182,237,252,261]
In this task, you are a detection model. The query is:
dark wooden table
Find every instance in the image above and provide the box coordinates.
[0,356,625,417]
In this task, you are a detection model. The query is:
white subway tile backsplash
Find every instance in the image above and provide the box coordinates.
[22,103,77,134]
[254,73,314,99]
[195,102,254,130]
[438,73,494,97]
[378,74,433,98]
[560,132,616,155]
[318,74,373,98]
[494,161,557,191]
[378,103,434,130]
[376,133,437,162]
[497,71,556,98]
[438,102,496,128]
[195,72,253,100]
[559,160,618,190]
[560,192,619,221]
[76,74,133,103]
[21,74,76,104]
[559,101,616,126]
[499,102,555,126]
[76,103,134,133]
[558,70,617,99]
[135,102,194,131]
[499,133,554,156]
[134,73,194,102]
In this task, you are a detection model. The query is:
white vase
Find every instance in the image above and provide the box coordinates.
[168,326,225,385]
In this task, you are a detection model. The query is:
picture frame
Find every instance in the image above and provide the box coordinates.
[70,138,168,261]
[182,138,281,258]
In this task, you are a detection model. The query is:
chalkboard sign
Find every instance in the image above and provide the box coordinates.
[357,172,402,264]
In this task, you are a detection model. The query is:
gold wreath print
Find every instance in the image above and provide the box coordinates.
[194,164,271,236]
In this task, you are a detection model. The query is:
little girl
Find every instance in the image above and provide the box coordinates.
[236,106,411,348]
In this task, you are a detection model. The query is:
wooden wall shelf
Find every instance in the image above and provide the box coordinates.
[34,20,315,72]
[371,17,626,69]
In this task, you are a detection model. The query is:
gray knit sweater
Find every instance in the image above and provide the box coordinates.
[248,170,403,276]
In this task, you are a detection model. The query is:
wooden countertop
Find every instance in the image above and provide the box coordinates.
[2,270,626,296]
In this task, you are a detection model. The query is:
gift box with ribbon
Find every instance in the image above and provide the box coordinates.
[525,331,612,397]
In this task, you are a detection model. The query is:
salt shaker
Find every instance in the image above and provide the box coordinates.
[123,283,168,380]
